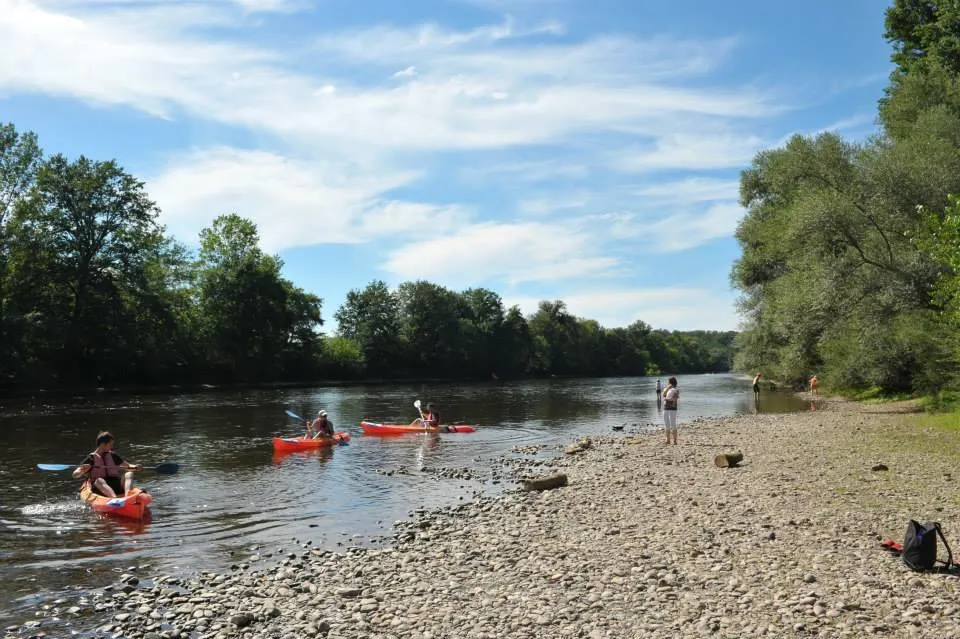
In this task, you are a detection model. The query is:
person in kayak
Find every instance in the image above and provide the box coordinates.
[423,403,441,428]
[72,431,140,498]
[307,410,335,439]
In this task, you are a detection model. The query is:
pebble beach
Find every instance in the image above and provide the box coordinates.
[8,397,960,639]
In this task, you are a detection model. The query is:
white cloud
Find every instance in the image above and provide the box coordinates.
[0,2,778,153]
[504,288,740,331]
[645,202,747,252]
[612,133,769,173]
[149,147,468,252]
[517,193,590,215]
[634,177,740,204]
[392,66,417,78]
[460,158,591,184]
[382,221,617,287]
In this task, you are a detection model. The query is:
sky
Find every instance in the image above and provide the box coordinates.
[0,0,893,332]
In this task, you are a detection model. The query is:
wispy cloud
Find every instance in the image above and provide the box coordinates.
[634,177,740,204]
[505,287,741,330]
[149,147,468,251]
[382,221,618,287]
[612,133,769,173]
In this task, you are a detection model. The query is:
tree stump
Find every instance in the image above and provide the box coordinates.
[522,472,568,491]
[714,452,743,468]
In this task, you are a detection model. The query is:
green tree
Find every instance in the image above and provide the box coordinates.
[0,124,43,385]
[196,214,323,382]
[334,280,404,377]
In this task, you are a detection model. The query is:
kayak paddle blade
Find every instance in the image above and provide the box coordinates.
[37,463,72,472]
[413,399,421,411]
[151,462,180,474]
[285,409,304,421]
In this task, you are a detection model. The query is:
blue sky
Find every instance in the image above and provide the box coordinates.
[0,0,891,331]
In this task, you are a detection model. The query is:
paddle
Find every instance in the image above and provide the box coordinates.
[37,462,180,474]
[285,409,348,445]
[414,399,426,430]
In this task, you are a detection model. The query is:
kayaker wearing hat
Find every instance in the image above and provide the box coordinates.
[72,431,141,498]
[306,410,335,439]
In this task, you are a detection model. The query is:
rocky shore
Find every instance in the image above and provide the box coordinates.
[9,398,960,638]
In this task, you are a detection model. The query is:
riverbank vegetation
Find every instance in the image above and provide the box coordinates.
[0,127,733,392]
[732,0,960,403]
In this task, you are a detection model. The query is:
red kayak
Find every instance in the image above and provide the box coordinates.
[272,433,351,451]
[361,421,477,436]
[80,482,152,521]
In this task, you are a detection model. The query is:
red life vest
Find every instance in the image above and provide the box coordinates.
[89,451,121,481]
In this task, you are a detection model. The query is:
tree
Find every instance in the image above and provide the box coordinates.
[196,214,323,382]
[334,280,404,377]
[8,154,167,382]
[0,124,43,385]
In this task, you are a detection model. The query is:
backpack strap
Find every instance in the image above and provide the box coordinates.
[934,523,954,568]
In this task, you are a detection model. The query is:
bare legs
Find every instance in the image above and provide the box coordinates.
[93,471,135,498]
[663,410,678,445]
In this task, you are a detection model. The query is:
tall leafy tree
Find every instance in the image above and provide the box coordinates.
[334,280,404,377]
[196,214,322,382]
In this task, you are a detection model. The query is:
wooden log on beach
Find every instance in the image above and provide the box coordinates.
[714,452,744,468]
[522,472,568,491]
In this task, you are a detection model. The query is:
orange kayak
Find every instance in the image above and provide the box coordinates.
[272,433,351,451]
[361,421,477,435]
[80,482,152,521]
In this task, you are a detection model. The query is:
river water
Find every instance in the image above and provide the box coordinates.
[0,374,808,628]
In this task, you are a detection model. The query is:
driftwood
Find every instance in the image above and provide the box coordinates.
[714,452,744,468]
[522,472,568,491]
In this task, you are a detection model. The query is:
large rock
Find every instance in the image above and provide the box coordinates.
[522,473,568,491]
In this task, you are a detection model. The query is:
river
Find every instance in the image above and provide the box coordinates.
[0,373,809,630]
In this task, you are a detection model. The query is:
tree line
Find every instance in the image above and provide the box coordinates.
[0,124,734,391]
[731,0,960,397]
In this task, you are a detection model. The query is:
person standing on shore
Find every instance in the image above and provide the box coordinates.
[809,375,819,396]
[752,373,761,402]
[662,377,679,444]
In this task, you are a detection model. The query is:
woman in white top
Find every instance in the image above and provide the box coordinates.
[661,376,679,445]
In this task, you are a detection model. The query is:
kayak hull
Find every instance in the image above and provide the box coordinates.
[361,421,477,435]
[272,433,351,451]
[80,482,152,521]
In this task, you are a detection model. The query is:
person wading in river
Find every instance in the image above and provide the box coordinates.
[661,377,679,445]
[72,431,140,497]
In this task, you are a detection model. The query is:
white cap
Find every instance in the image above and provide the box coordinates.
[319,410,327,417]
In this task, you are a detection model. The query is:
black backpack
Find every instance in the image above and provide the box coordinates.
[902,521,953,571]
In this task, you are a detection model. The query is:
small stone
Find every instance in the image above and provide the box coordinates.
[871,463,889,472]
[230,613,253,628]
[336,587,362,598]
[803,574,817,584]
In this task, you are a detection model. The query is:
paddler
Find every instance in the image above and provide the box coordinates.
[72,431,140,498]
[307,410,335,439]
[422,403,441,429]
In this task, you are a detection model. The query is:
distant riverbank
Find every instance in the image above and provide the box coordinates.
[0,370,733,402]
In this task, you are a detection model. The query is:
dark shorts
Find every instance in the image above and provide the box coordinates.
[753,384,760,393]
